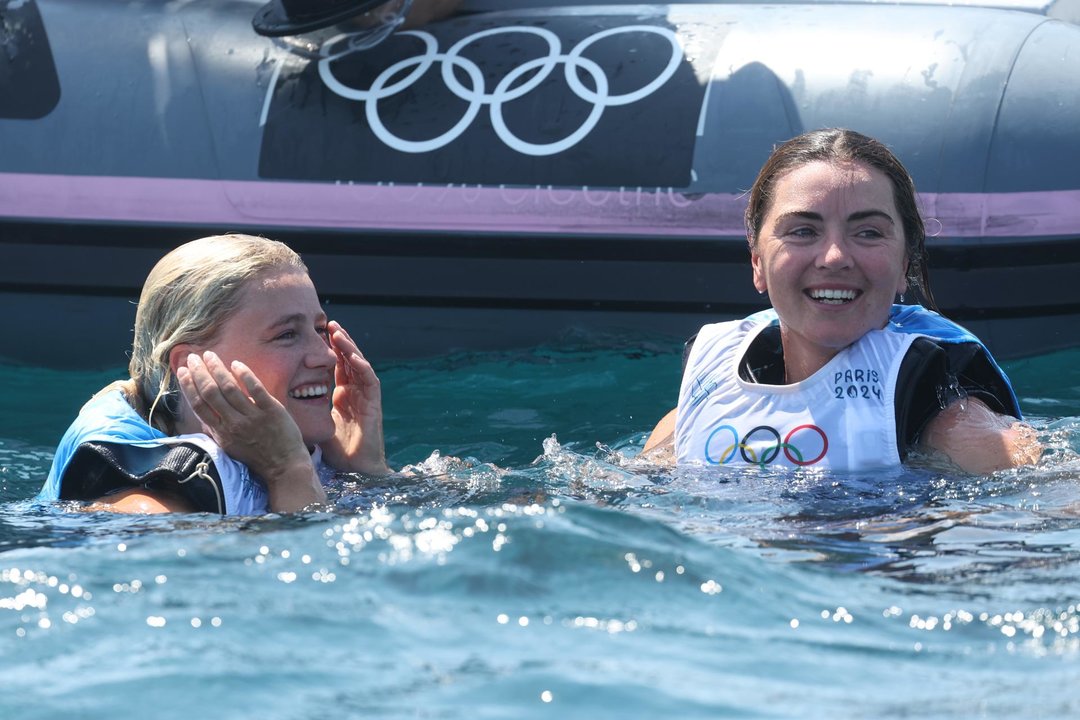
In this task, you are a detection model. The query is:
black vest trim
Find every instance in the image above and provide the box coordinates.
[60,441,226,515]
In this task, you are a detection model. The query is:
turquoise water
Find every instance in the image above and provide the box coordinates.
[2,335,1080,718]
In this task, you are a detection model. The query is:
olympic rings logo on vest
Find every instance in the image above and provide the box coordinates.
[316,25,683,156]
[704,424,830,467]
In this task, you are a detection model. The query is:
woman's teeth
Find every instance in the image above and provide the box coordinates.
[809,289,857,304]
[290,385,328,399]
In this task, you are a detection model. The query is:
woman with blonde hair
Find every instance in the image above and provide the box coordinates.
[39,234,389,514]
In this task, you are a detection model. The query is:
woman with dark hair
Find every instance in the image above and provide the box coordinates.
[645,129,1040,473]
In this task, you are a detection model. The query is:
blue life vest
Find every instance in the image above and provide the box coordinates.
[40,390,271,515]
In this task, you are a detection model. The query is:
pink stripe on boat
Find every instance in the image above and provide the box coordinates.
[2,173,1079,239]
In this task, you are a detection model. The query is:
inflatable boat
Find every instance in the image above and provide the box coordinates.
[2,0,1078,368]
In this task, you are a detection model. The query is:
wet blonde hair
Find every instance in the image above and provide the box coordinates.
[108,234,308,432]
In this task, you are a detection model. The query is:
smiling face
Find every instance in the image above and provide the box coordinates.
[201,269,337,446]
[751,160,909,381]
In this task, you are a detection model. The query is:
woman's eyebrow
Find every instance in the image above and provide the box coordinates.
[267,313,308,329]
[772,209,895,225]
[776,210,824,223]
[268,311,329,327]
[848,209,895,224]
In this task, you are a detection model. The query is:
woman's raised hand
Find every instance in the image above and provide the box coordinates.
[320,321,391,475]
[176,351,326,511]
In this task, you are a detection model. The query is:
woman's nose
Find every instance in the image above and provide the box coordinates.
[307,331,337,368]
[817,232,853,269]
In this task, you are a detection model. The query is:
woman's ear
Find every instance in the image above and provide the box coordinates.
[163,344,197,431]
[167,344,195,377]
[896,259,910,296]
[751,251,767,294]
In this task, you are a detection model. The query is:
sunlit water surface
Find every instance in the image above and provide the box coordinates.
[2,336,1079,719]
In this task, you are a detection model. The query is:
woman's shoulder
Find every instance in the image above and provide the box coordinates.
[894,332,1023,459]
[682,311,780,378]
[45,391,270,515]
[70,387,165,444]
[885,304,979,344]
[40,386,161,503]
[687,310,778,353]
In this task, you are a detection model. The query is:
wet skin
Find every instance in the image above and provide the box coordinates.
[179,270,338,448]
[751,160,909,383]
[166,269,389,511]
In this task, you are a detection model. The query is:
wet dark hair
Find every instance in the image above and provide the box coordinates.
[744,128,937,311]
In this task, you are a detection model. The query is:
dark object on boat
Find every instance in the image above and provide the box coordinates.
[1,0,1079,368]
[252,0,392,37]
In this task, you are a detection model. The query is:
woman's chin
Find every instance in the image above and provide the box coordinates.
[298,418,337,449]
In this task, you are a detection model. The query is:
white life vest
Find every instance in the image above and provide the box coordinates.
[675,314,919,471]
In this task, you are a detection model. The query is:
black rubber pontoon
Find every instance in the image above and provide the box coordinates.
[1,0,1078,367]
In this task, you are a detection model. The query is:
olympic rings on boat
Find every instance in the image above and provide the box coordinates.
[317,25,684,156]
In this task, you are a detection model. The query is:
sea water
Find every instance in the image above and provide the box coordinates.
[2,335,1079,719]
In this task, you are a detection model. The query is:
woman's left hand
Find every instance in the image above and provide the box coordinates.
[320,321,392,475]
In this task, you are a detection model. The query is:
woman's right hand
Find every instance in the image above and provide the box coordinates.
[176,351,327,511]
